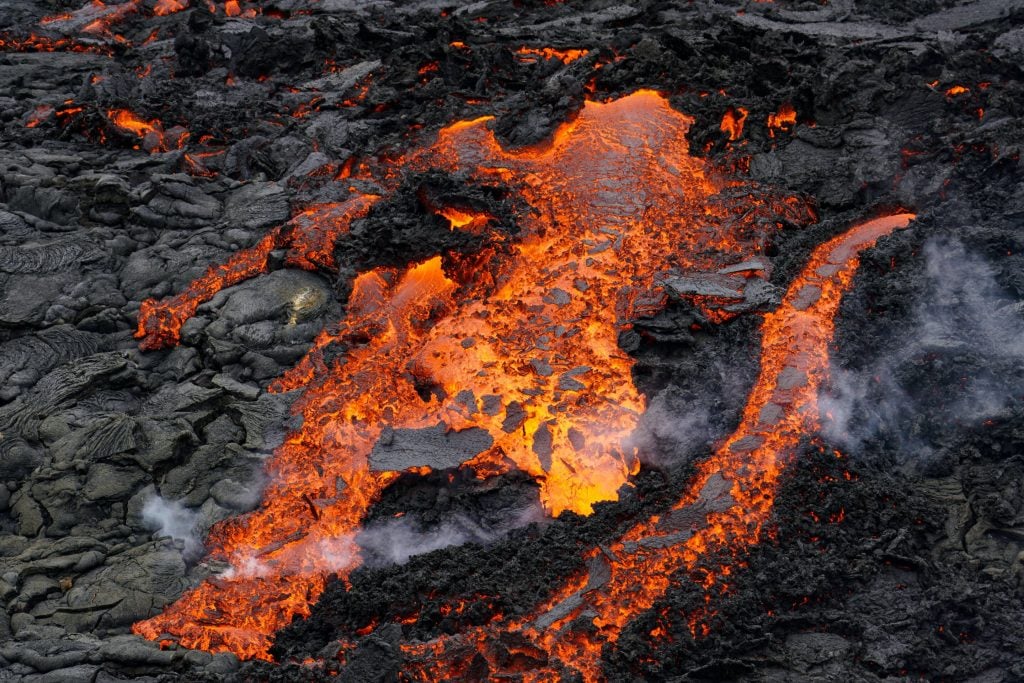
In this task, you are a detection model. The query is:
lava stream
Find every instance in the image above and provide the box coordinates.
[133,91,812,659]
[400,212,915,682]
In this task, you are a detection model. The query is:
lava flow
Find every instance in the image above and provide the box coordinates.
[133,90,814,659]
[399,212,914,682]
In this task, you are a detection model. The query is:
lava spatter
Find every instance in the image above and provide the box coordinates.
[133,91,812,659]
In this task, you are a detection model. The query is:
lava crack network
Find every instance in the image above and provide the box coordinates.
[131,90,882,668]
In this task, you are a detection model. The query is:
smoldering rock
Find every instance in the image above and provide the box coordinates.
[630,386,714,470]
[158,443,264,509]
[355,511,530,568]
[336,624,403,683]
[333,170,523,278]
[824,231,1024,471]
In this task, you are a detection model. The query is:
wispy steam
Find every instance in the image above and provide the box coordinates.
[630,382,725,470]
[141,494,203,559]
[357,503,544,567]
[821,237,1024,465]
[221,502,544,579]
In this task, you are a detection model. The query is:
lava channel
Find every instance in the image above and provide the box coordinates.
[133,90,821,659]
[399,212,915,682]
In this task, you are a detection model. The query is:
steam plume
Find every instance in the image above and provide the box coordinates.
[141,494,202,559]
[822,237,1024,465]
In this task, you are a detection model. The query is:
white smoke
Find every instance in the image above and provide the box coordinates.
[821,237,1024,462]
[141,495,202,559]
[216,502,544,579]
[630,381,724,470]
[357,503,544,567]
[221,552,275,580]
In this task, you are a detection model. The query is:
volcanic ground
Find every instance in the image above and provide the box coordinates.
[2,0,1024,681]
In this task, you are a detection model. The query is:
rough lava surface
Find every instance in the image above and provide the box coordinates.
[0,1,1023,682]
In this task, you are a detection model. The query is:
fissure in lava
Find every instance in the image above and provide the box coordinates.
[131,90,913,676]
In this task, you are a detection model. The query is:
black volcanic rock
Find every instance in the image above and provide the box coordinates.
[1,0,1023,682]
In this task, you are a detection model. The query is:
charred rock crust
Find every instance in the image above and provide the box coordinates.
[1,0,1023,681]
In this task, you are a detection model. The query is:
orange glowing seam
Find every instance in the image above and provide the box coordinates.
[133,91,817,660]
[514,46,589,64]
[0,33,116,55]
[39,12,73,24]
[25,105,53,128]
[767,102,797,137]
[436,206,491,231]
[720,106,748,141]
[153,0,188,15]
[106,109,190,153]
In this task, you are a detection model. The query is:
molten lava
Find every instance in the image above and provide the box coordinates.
[154,0,188,15]
[399,213,914,682]
[107,109,187,153]
[720,106,748,141]
[767,102,797,137]
[513,46,590,64]
[134,91,815,659]
[0,33,115,55]
[25,105,54,128]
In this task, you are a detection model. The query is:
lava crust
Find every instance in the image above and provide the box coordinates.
[1,1,1023,682]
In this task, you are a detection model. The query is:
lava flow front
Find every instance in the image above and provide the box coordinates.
[133,90,837,663]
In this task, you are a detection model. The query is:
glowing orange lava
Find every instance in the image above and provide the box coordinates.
[0,33,115,54]
[720,106,749,141]
[514,46,590,64]
[399,213,914,682]
[154,0,189,16]
[107,109,187,152]
[108,108,160,138]
[25,105,54,128]
[133,91,813,659]
[767,102,797,137]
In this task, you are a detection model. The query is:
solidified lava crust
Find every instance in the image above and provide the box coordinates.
[1,1,1023,682]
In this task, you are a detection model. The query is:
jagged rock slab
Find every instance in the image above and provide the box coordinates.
[369,423,493,471]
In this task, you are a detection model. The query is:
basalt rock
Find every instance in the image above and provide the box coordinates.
[1,1,1023,682]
